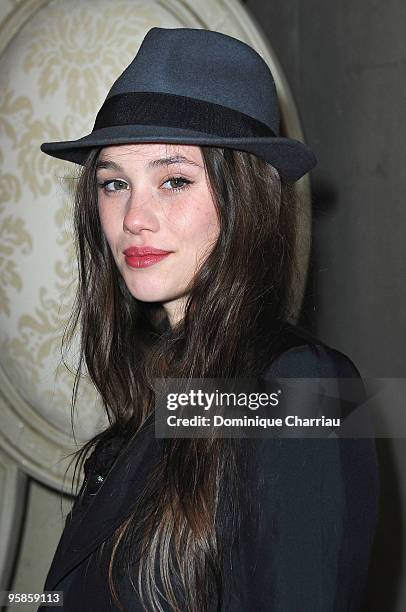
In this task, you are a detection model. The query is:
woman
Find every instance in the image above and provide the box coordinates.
[39,27,379,611]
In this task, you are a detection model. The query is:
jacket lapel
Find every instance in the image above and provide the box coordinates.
[45,414,161,590]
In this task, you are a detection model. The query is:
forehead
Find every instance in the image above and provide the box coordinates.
[98,143,203,165]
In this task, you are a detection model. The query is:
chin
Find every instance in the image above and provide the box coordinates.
[126,288,168,303]
[122,279,175,304]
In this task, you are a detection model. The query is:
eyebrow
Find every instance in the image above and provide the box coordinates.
[95,155,201,172]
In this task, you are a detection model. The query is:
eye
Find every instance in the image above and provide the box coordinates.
[162,176,193,193]
[97,179,129,193]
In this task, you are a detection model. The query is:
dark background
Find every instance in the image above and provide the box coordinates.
[243,1,405,610]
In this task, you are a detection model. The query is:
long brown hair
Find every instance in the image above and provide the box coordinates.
[65,145,299,611]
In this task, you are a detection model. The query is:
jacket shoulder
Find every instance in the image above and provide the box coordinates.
[240,327,380,611]
[263,321,362,379]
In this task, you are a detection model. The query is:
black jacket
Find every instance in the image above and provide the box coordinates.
[39,324,379,611]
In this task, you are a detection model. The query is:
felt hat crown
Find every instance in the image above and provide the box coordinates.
[41,27,317,183]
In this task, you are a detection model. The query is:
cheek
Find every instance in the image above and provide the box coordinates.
[196,200,219,242]
[177,198,219,255]
[98,204,118,244]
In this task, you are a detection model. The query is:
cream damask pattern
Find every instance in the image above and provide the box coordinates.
[0,90,32,317]
[0,78,102,435]
[23,2,157,115]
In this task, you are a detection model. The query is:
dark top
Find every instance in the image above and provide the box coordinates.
[39,323,379,611]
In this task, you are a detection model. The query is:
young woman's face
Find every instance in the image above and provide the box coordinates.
[96,143,220,326]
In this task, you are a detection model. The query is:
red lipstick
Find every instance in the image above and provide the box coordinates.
[123,246,172,268]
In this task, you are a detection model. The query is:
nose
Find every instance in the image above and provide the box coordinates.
[122,189,159,235]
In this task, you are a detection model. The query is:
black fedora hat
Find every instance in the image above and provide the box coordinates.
[41,27,316,183]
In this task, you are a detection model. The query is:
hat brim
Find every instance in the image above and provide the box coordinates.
[41,125,316,183]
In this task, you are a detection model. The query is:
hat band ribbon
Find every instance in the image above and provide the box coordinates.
[93,92,276,138]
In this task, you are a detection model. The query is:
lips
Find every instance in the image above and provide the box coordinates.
[123,246,171,257]
[123,246,172,269]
